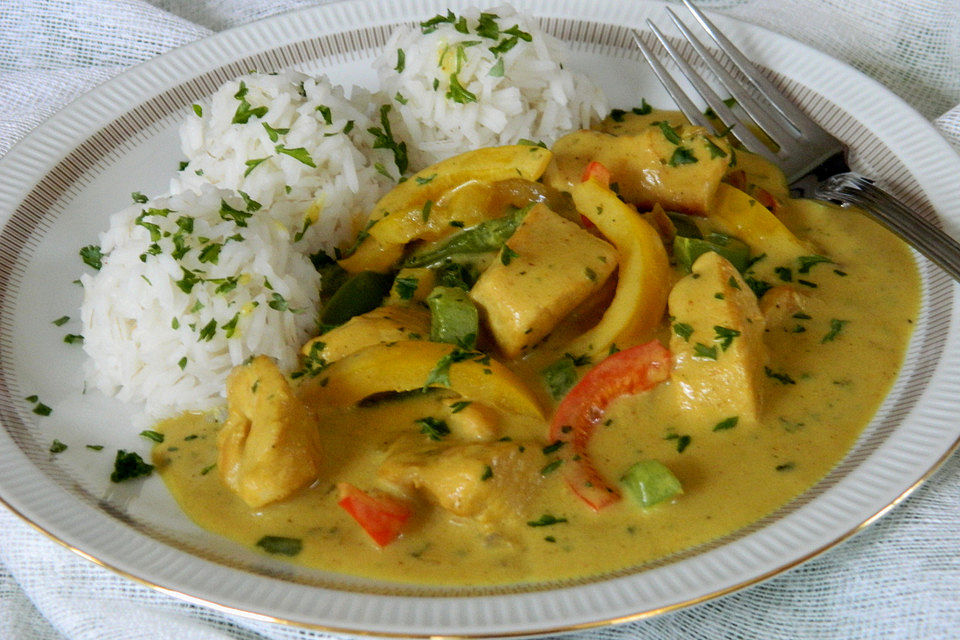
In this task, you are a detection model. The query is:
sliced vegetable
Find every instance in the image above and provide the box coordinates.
[340,145,552,272]
[549,340,672,510]
[620,460,682,508]
[673,232,751,273]
[318,271,393,329]
[563,175,670,360]
[402,206,528,268]
[300,341,543,419]
[707,184,810,273]
[337,482,411,547]
[426,286,479,348]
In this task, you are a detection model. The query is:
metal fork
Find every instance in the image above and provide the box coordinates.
[633,0,960,282]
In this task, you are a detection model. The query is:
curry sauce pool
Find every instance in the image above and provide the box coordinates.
[153,186,919,585]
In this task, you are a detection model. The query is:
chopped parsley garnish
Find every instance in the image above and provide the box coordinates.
[110,450,154,482]
[131,191,149,204]
[774,266,793,282]
[669,147,698,166]
[488,57,505,77]
[657,120,682,144]
[421,199,433,222]
[764,367,796,385]
[198,319,217,341]
[481,465,493,481]
[49,439,67,454]
[192,103,203,117]
[393,276,419,301]
[705,138,728,159]
[243,157,268,177]
[542,441,565,455]
[713,325,740,350]
[540,459,563,475]
[139,430,164,443]
[79,245,103,270]
[275,145,316,167]
[255,535,302,556]
[52,315,70,326]
[673,322,694,341]
[261,122,289,142]
[422,348,482,389]
[221,313,240,339]
[744,277,772,299]
[420,10,456,33]
[797,255,833,274]
[415,173,437,185]
[527,514,568,527]
[86,444,104,451]
[775,462,796,472]
[500,245,519,266]
[415,416,450,441]
[231,81,268,124]
[449,400,472,413]
[63,333,84,345]
[178,356,188,370]
[219,199,253,227]
[665,432,692,453]
[394,48,406,72]
[267,292,290,311]
[368,104,408,175]
[821,318,849,343]
[315,104,333,126]
[197,242,222,264]
[693,343,718,360]
[446,73,477,104]
[713,416,739,431]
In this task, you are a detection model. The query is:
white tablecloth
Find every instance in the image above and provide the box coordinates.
[1,1,959,638]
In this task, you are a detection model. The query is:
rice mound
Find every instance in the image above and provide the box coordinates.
[80,5,612,420]
[172,70,394,255]
[80,186,321,418]
[374,5,608,170]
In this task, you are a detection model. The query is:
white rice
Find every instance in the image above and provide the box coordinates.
[373,5,608,170]
[80,186,321,418]
[172,70,394,255]
[81,4,610,420]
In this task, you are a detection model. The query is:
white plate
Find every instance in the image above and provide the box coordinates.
[1,0,959,636]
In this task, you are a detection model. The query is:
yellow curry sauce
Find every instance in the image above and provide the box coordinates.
[153,111,919,585]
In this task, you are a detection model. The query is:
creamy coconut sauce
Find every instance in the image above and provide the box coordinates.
[154,188,918,585]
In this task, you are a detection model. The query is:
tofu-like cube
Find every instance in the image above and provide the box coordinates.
[469,204,618,358]
[668,251,767,427]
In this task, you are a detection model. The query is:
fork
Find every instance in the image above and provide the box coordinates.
[633,0,960,282]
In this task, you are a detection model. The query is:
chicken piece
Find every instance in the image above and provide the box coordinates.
[544,125,732,215]
[378,438,542,523]
[469,204,618,358]
[760,286,808,328]
[442,398,500,441]
[669,252,767,426]
[300,305,431,365]
[217,356,323,508]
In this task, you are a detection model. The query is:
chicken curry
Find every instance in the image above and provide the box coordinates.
[153,109,919,585]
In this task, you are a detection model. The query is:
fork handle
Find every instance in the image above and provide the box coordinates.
[816,172,960,283]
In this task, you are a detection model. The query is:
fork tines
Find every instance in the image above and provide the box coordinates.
[632,0,802,165]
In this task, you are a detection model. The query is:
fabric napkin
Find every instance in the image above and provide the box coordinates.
[1,0,958,638]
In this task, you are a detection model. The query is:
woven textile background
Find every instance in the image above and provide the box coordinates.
[1,0,958,638]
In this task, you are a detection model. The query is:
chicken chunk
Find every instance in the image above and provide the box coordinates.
[544,125,732,215]
[378,438,542,523]
[217,356,323,508]
[469,204,618,358]
[668,252,767,426]
[300,305,431,366]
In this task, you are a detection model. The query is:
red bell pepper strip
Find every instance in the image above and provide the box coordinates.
[337,482,411,546]
[580,160,611,187]
[548,340,672,511]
